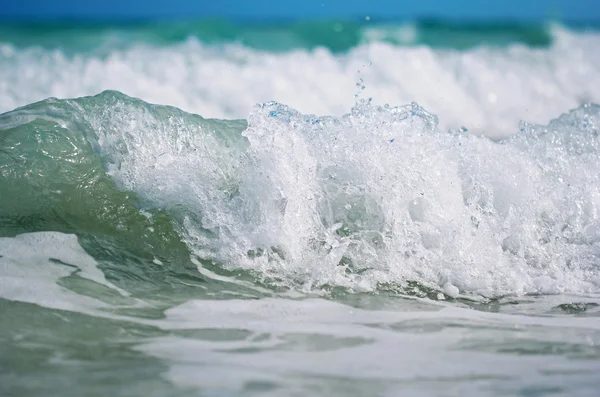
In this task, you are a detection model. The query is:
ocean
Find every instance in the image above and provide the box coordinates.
[1,18,600,396]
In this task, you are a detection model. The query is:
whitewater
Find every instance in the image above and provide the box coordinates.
[1,23,599,138]
[1,20,600,397]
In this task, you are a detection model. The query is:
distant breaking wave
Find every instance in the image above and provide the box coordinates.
[1,22,599,138]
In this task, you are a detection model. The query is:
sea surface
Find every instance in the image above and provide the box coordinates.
[1,18,600,397]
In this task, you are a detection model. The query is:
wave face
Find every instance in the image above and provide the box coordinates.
[2,91,599,297]
[1,23,599,139]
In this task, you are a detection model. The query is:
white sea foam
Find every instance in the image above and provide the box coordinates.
[1,26,599,138]
[138,297,600,396]
[0,232,129,311]
[76,91,600,297]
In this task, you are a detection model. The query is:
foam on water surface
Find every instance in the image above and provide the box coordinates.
[0,232,129,312]
[0,230,599,395]
[136,297,600,396]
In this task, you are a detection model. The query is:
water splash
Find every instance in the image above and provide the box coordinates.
[2,91,599,297]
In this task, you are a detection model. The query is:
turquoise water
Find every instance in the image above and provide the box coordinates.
[2,19,600,397]
[0,18,568,51]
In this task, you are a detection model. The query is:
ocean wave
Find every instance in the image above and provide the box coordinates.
[1,24,598,139]
[1,91,599,298]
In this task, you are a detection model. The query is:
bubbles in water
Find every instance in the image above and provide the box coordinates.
[71,92,600,298]
[3,89,599,298]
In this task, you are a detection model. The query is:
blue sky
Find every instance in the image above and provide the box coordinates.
[2,0,600,21]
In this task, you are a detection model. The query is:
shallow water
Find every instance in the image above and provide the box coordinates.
[1,19,600,396]
[2,249,600,397]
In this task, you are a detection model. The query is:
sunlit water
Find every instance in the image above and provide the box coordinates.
[1,20,600,396]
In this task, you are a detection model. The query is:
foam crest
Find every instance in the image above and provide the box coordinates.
[80,92,600,297]
[1,27,599,138]
[235,102,600,296]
